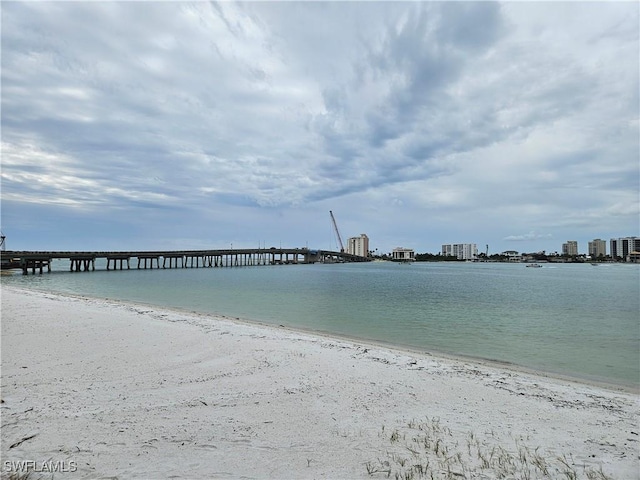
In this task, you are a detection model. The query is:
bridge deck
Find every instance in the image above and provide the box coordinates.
[1,248,370,274]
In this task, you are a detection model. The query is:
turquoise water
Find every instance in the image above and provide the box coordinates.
[3,261,638,388]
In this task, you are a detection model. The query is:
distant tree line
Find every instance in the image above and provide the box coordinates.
[414,253,461,262]
[368,251,626,263]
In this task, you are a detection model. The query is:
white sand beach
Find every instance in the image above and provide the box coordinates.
[1,285,638,479]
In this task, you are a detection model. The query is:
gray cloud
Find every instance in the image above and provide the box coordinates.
[1,1,638,253]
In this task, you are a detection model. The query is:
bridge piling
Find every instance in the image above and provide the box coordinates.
[22,259,51,275]
[137,256,160,269]
[107,256,130,270]
[162,254,184,269]
[69,257,95,272]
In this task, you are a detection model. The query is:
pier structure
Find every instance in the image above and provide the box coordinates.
[70,255,96,272]
[1,248,370,275]
[20,257,52,275]
[137,255,161,270]
[106,255,131,270]
[162,253,184,269]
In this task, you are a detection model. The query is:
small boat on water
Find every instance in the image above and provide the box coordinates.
[525,263,543,268]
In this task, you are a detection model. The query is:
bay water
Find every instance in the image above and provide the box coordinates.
[3,261,638,388]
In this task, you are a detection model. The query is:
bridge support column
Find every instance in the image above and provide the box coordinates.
[137,256,159,269]
[22,259,51,275]
[187,256,200,268]
[163,256,184,268]
[69,257,93,272]
[107,257,130,270]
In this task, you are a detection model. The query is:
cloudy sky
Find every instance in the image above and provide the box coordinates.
[2,1,638,255]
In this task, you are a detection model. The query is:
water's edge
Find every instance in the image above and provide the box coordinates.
[4,283,637,394]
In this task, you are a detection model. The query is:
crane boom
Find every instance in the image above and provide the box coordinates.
[329,210,345,253]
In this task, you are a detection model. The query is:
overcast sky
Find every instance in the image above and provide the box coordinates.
[2,1,638,255]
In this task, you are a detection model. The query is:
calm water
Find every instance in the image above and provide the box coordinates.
[3,261,639,388]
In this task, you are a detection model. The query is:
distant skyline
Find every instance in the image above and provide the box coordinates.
[1,2,638,255]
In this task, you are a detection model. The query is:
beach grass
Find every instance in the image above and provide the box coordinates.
[365,418,613,480]
[1,473,39,480]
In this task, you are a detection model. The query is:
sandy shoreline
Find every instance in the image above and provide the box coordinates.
[1,286,638,479]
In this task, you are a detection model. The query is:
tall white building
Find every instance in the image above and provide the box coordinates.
[441,243,477,260]
[588,239,606,258]
[347,234,369,257]
[562,241,578,256]
[610,237,640,260]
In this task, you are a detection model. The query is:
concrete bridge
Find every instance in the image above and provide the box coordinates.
[1,248,371,275]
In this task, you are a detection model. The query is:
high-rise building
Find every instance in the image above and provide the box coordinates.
[441,243,477,260]
[347,234,369,257]
[610,237,640,260]
[588,239,606,258]
[562,241,578,256]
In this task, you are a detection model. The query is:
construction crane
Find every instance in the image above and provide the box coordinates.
[329,210,345,253]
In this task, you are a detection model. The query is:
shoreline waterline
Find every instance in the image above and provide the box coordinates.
[2,283,638,479]
[3,284,637,394]
[2,260,638,388]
